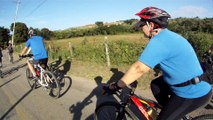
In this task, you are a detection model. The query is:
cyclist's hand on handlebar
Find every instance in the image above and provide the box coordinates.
[19,54,34,58]
[102,82,121,95]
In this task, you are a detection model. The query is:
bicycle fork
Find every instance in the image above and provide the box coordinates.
[117,102,140,120]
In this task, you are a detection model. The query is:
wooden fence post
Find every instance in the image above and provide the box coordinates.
[48,44,52,52]
[69,42,73,58]
[20,44,22,50]
[104,36,110,66]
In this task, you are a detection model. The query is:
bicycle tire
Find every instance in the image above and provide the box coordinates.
[26,68,36,89]
[192,114,213,120]
[43,71,60,98]
[94,101,138,120]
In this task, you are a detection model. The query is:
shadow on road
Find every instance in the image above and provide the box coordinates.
[0,75,21,88]
[0,67,18,78]
[48,57,72,98]
[107,68,124,84]
[48,56,62,71]
[0,63,27,78]
[69,76,106,120]
[0,88,33,120]
[69,67,126,120]
[204,93,213,110]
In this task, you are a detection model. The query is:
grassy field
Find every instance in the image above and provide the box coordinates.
[49,33,149,46]
[16,33,158,90]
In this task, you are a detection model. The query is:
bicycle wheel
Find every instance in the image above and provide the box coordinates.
[94,101,136,120]
[26,68,36,89]
[43,71,60,98]
[192,114,213,120]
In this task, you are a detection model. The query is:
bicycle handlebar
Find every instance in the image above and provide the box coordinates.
[19,54,34,58]
[102,80,138,95]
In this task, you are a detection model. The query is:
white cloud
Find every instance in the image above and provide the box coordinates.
[172,6,208,18]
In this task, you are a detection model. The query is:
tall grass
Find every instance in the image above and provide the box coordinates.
[46,34,148,66]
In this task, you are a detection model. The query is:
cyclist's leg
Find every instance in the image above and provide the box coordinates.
[8,53,11,61]
[150,76,172,106]
[27,60,37,77]
[157,89,212,120]
[11,53,13,63]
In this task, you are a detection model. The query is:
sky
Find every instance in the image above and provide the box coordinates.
[0,0,213,31]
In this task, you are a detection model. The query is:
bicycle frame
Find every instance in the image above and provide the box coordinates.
[130,95,161,120]
[112,88,160,120]
[28,57,51,87]
[131,96,152,120]
[34,63,50,87]
[113,81,162,120]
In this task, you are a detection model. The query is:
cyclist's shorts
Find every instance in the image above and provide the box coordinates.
[31,58,48,69]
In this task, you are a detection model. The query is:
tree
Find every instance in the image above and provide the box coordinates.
[0,27,10,48]
[123,19,138,25]
[95,21,104,27]
[41,28,53,40]
[10,22,28,44]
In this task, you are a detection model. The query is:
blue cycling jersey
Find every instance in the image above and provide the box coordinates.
[26,36,48,60]
[139,29,211,98]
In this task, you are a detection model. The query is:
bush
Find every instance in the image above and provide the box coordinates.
[182,32,213,60]
[72,40,145,66]
[47,42,70,60]
[109,40,144,65]
[73,41,106,64]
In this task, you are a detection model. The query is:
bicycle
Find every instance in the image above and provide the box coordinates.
[20,54,61,98]
[94,81,213,120]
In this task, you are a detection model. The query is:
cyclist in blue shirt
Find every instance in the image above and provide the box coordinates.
[19,29,48,79]
[107,7,212,120]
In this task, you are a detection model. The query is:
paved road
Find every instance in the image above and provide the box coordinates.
[0,60,105,120]
[0,51,212,120]
[0,50,106,120]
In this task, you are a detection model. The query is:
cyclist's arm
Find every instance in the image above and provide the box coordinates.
[117,61,150,88]
[19,47,28,56]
